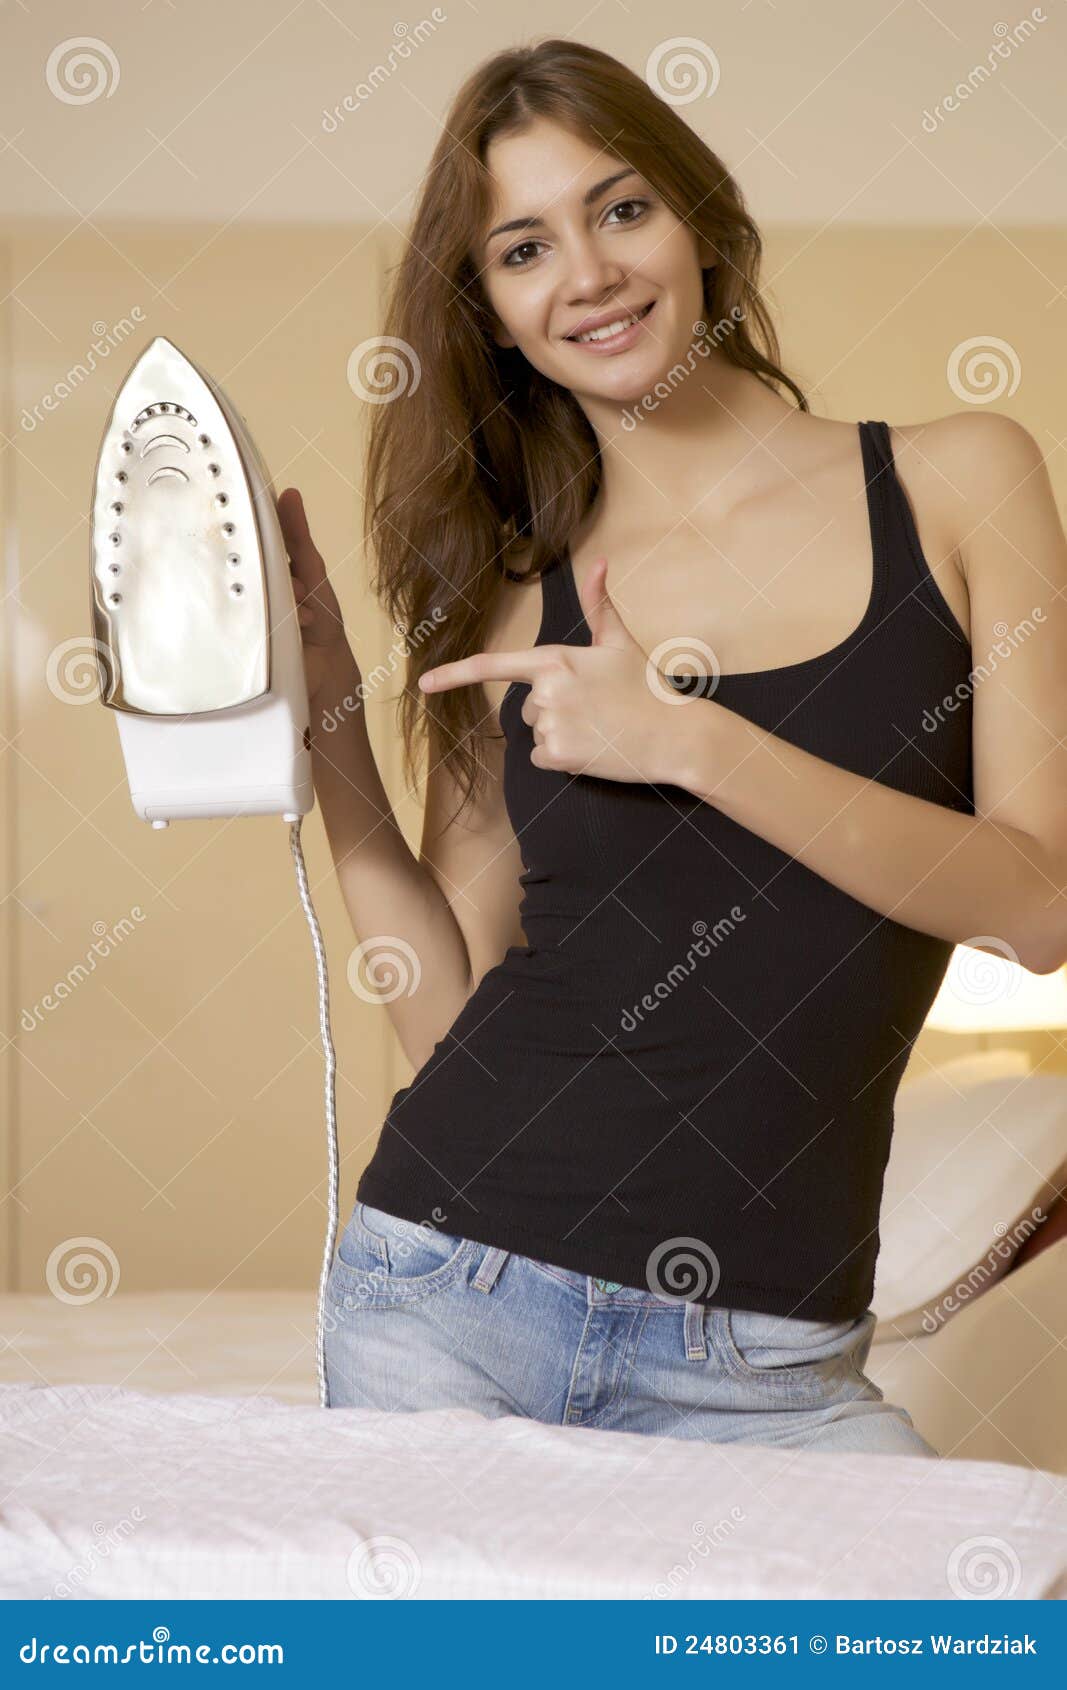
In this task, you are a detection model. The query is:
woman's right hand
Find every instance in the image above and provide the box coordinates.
[276,486,354,705]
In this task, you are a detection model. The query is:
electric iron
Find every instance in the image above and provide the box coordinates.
[89,335,338,1407]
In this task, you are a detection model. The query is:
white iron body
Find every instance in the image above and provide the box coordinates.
[90,335,312,825]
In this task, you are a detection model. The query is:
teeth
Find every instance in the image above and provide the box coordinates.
[573,305,648,343]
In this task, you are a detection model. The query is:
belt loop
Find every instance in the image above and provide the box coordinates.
[472,1245,510,1294]
[684,1301,707,1361]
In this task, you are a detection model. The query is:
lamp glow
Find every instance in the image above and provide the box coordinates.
[925,944,1067,1033]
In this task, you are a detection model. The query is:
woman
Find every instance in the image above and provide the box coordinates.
[281,41,1066,1456]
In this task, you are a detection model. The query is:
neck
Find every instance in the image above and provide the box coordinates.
[573,353,802,533]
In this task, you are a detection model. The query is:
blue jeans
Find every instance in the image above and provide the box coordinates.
[324,1201,939,1458]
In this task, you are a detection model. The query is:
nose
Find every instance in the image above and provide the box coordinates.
[559,233,626,305]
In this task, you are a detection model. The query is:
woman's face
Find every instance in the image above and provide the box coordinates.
[479,117,713,402]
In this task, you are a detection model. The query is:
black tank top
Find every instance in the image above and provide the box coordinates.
[357,420,974,1320]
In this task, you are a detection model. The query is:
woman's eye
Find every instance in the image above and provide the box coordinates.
[501,198,651,268]
[606,198,649,227]
[502,239,544,269]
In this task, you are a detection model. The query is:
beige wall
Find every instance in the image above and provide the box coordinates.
[2,222,418,1293]
[2,221,1065,1291]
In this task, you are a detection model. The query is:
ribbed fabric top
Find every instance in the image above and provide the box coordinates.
[358,420,975,1319]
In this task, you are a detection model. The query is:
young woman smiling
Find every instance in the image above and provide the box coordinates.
[280,40,1067,1455]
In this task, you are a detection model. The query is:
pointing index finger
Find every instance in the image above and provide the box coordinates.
[419,646,554,693]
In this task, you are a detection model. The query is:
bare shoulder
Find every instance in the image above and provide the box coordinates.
[892,408,1043,475]
[889,411,1046,537]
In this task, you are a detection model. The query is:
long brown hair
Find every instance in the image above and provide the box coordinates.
[364,37,807,815]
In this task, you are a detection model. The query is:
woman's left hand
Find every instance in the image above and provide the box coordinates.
[419,556,693,785]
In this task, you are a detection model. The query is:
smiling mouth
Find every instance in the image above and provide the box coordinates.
[565,300,656,342]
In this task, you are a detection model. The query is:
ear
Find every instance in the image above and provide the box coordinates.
[581,556,637,652]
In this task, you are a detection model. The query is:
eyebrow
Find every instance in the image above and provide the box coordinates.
[484,167,643,248]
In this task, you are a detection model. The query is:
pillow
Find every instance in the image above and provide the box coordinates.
[866,1237,1067,1472]
[872,1056,1067,1337]
[897,1045,1032,1100]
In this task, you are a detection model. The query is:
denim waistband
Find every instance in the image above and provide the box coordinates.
[469,1242,708,1359]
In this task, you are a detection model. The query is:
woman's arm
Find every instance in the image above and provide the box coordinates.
[310,647,526,1071]
[282,492,527,1075]
[669,411,1067,973]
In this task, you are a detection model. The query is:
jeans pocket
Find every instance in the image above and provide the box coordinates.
[719,1305,870,1391]
[331,1201,476,1309]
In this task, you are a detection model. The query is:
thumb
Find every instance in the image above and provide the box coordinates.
[582,555,636,651]
[277,487,327,589]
